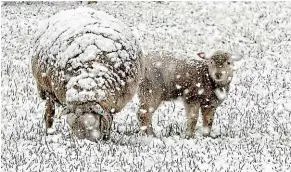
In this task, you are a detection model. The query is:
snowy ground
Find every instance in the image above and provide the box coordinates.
[1,1,291,172]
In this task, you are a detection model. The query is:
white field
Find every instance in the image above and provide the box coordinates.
[1,2,291,172]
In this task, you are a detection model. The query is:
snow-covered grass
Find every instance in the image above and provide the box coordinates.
[1,1,291,171]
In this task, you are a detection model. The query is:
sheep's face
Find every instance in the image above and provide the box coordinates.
[208,52,234,86]
[66,105,113,141]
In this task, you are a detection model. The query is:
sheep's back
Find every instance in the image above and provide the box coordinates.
[32,7,142,105]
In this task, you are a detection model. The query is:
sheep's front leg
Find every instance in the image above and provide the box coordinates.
[44,97,55,135]
[185,103,200,139]
[201,107,215,137]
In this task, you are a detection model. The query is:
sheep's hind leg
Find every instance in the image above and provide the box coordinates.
[201,107,215,137]
[44,97,55,135]
[184,103,200,139]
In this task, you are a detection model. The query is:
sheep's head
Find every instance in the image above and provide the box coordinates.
[198,51,242,86]
[66,104,113,141]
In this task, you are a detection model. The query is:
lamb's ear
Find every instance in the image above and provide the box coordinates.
[197,52,206,59]
[231,54,243,61]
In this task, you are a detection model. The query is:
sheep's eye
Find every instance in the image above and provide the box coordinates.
[227,62,231,65]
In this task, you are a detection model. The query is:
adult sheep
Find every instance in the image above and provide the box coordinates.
[137,50,242,138]
[31,7,142,141]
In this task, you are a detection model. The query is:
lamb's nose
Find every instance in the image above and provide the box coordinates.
[215,73,222,78]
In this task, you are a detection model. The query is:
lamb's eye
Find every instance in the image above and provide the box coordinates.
[227,62,231,65]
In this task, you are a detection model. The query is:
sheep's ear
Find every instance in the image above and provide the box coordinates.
[197,52,206,59]
[231,54,243,61]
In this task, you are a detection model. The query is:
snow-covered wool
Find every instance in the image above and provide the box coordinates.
[31,7,142,141]
[137,50,242,138]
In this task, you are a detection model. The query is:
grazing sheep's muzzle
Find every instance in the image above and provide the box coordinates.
[66,105,113,141]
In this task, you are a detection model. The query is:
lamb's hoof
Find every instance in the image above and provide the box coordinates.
[202,133,210,137]
[202,133,220,139]
[46,128,56,135]
[140,126,156,137]
[210,134,221,139]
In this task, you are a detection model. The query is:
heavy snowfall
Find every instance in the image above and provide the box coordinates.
[1,1,291,172]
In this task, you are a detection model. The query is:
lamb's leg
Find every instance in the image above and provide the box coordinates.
[184,103,200,139]
[44,97,55,135]
[37,83,46,100]
[137,80,162,136]
[201,107,215,136]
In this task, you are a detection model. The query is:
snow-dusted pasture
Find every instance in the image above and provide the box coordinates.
[1,2,291,171]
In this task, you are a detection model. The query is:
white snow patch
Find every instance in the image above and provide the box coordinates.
[149,107,155,113]
[83,114,96,127]
[283,102,291,111]
[176,84,182,89]
[90,129,101,139]
[155,61,162,67]
[231,54,243,61]
[47,128,56,135]
[140,126,147,131]
[77,78,97,90]
[140,109,147,114]
[215,88,227,100]
[183,89,189,94]
[110,108,116,113]
[203,126,210,135]
[198,88,204,95]
[41,73,47,77]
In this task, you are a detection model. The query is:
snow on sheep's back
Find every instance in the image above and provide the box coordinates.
[33,7,142,104]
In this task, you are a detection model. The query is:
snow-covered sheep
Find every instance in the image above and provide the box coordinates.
[137,50,242,138]
[31,7,142,141]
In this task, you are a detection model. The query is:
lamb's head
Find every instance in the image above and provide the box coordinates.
[198,51,243,86]
[66,104,113,141]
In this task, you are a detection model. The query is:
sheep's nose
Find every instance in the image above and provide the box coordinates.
[215,73,222,79]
